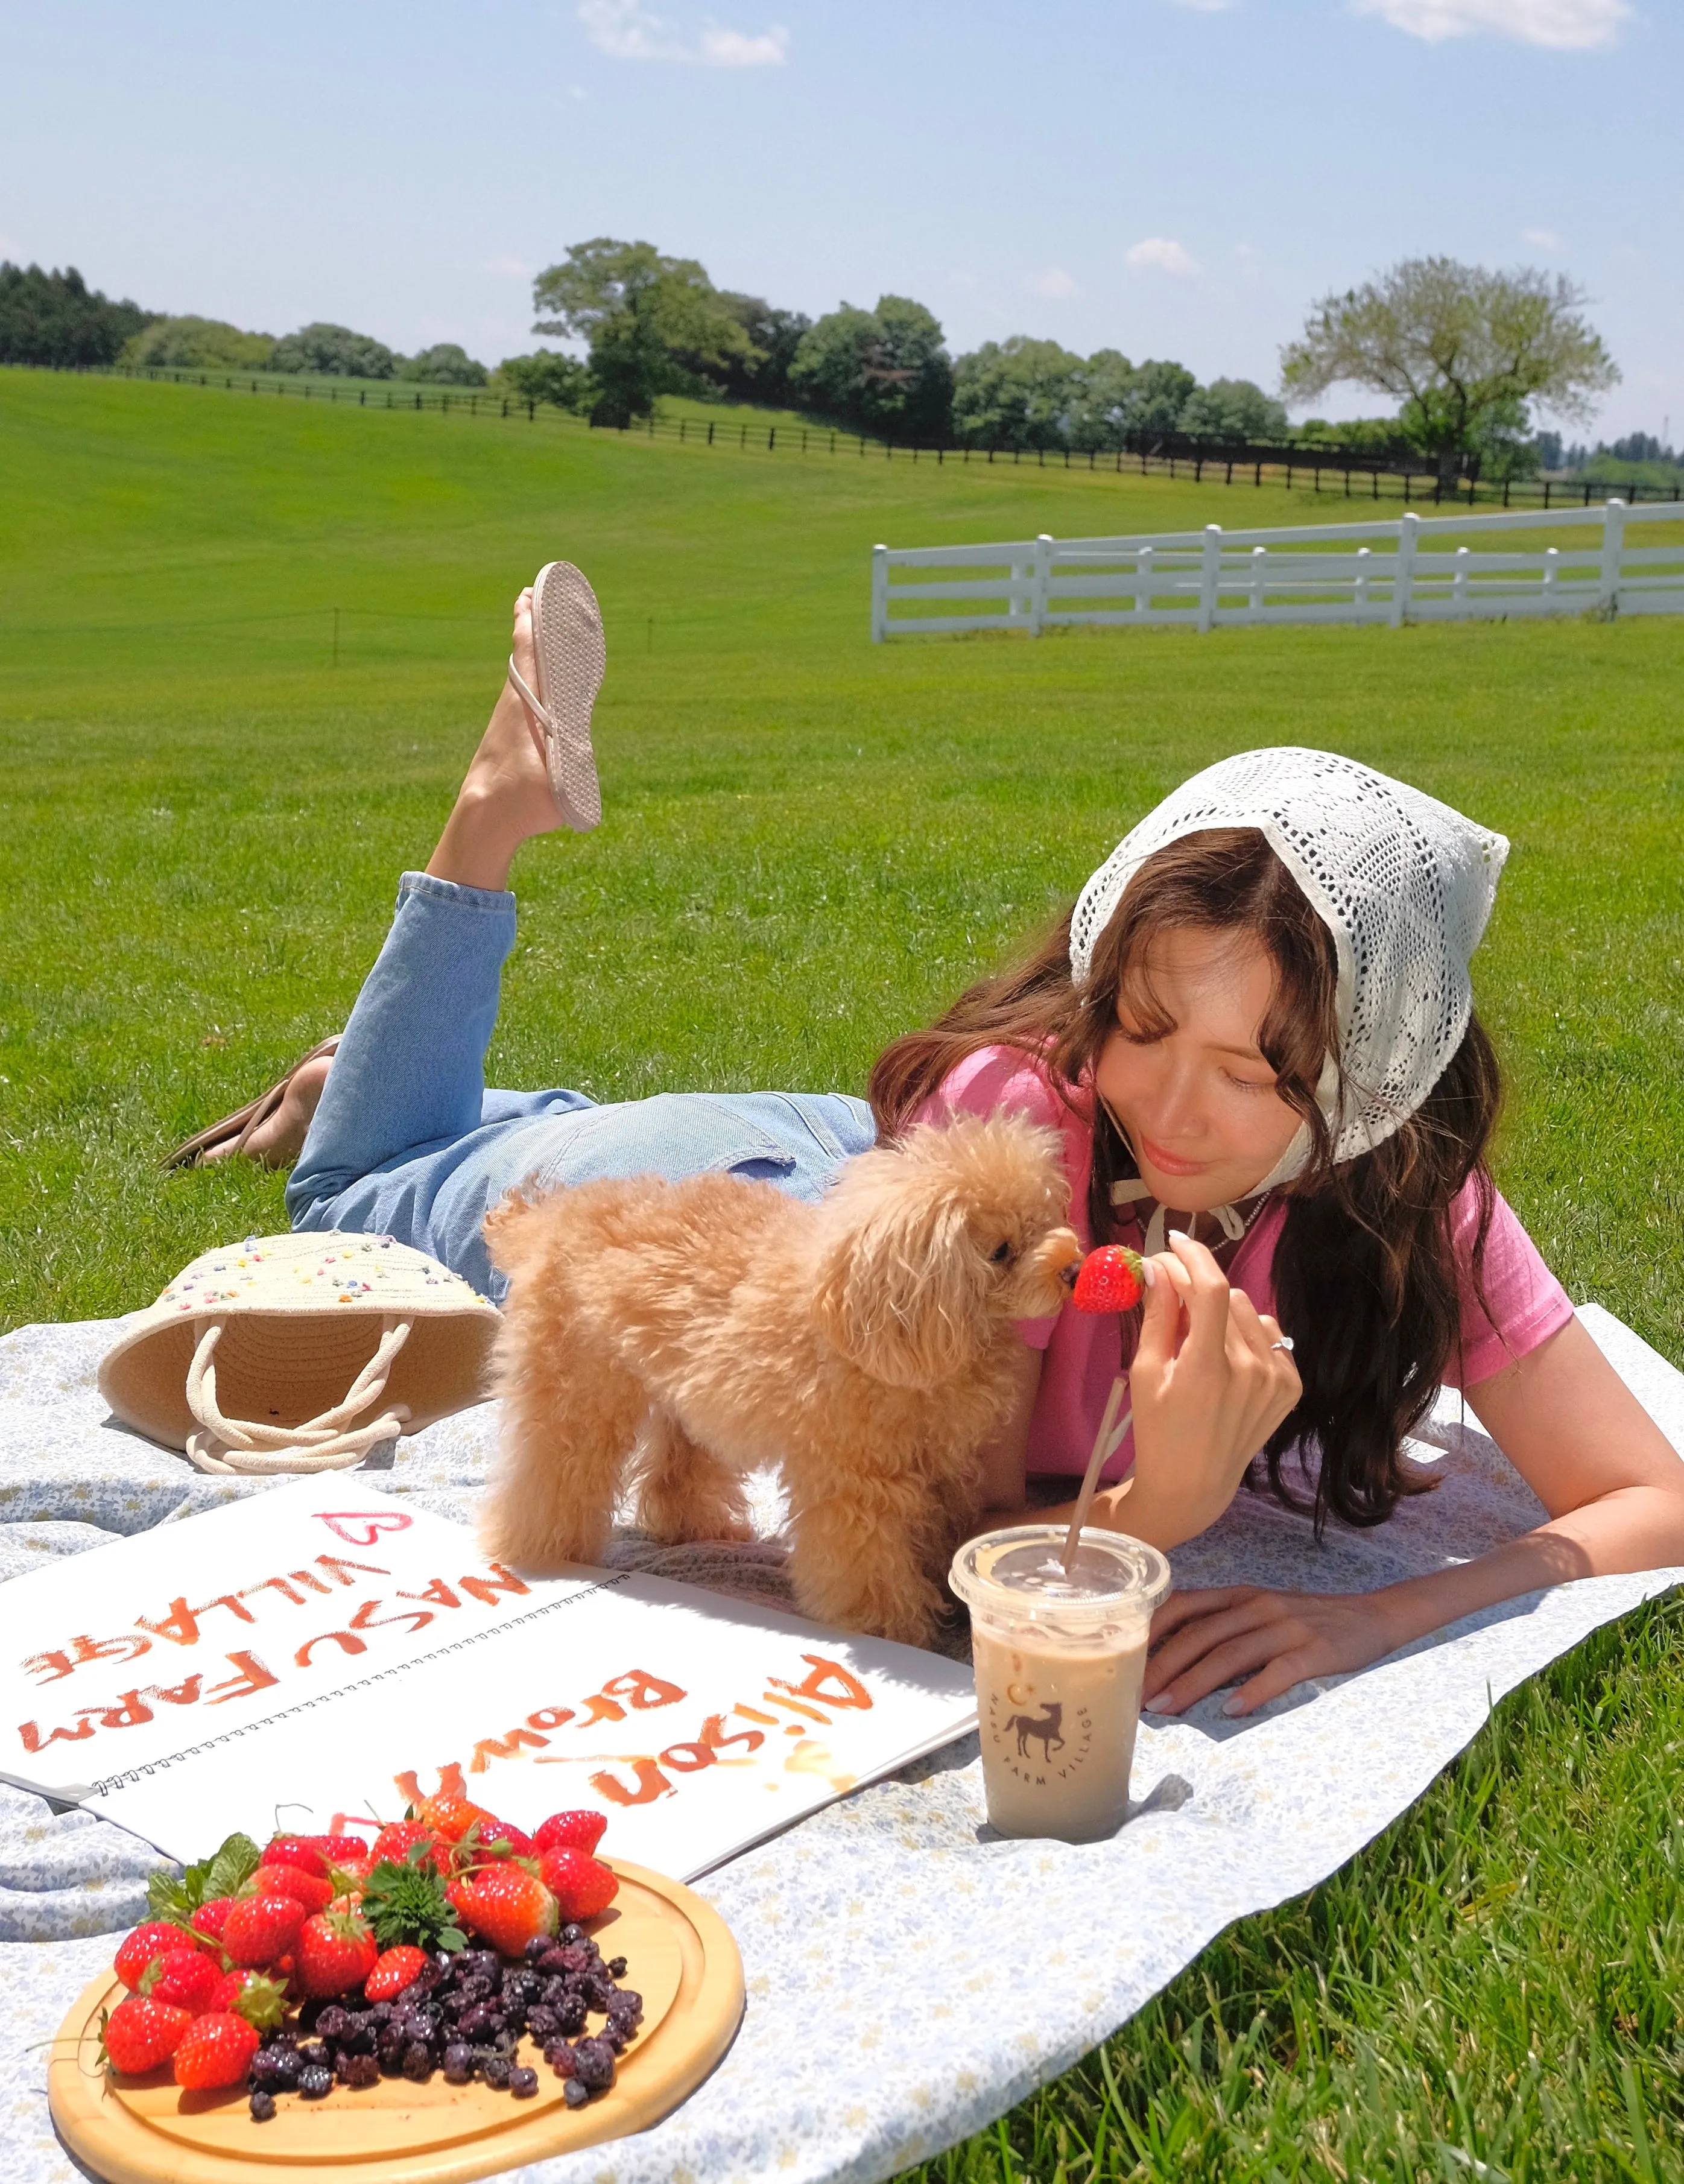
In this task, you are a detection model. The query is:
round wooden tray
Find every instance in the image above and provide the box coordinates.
[48,1860,743,2184]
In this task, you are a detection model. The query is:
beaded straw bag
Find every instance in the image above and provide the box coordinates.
[98,1233,500,1476]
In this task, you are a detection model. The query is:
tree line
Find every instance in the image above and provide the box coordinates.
[2,247,1626,487]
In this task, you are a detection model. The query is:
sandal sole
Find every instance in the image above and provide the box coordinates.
[531,560,606,831]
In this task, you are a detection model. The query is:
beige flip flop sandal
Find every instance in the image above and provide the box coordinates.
[160,1036,341,1171]
[505,560,606,831]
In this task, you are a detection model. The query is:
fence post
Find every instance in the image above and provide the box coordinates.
[1136,546,1153,614]
[871,545,889,644]
[1250,545,1265,616]
[1542,546,1560,607]
[1198,525,1221,633]
[1453,545,1470,614]
[1030,535,1054,635]
[1599,497,1627,613]
[1390,512,1418,628]
[1354,545,1370,613]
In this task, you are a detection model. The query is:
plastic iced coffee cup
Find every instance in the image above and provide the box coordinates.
[950,1525,1171,1844]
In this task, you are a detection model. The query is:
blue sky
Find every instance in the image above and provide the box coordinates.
[1,0,1675,439]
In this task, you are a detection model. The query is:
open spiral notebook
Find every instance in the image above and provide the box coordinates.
[0,1477,976,1879]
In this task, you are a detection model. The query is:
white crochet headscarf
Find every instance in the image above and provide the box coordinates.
[1069,747,1509,1194]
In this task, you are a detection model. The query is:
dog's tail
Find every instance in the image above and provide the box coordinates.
[483,1188,549,1280]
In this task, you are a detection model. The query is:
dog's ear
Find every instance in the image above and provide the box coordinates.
[811,1151,991,1389]
[483,1189,546,1280]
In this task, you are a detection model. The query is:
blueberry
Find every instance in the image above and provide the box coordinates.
[509,2066,539,2098]
[544,2040,577,2078]
[249,2088,276,2122]
[442,2043,474,2086]
[606,1956,628,1978]
[563,2076,591,2108]
[297,2040,330,2071]
[340,2053,381,2089]
[299,2065,333,2100]
[481,2054,512,2090]
[573,2036,615,2092]
[524,1936,549,1963]
[552,1992,588,2036]
[402,2042,435,2083]
[315,2006,348,2042]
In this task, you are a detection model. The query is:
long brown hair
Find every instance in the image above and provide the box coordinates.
[869,828,1502,1531]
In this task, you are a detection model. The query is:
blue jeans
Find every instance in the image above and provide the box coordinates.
[286,872,878,1300]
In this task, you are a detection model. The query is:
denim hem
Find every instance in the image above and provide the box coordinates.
[397,870,517,914]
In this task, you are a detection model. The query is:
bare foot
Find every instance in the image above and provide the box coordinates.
[426,590,567,891]
[202,1051,334,1168]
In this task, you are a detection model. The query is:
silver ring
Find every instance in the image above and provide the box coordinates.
[1270,1337,1295,1353]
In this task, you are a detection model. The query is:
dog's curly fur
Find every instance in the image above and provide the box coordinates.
[480,1112,1081,1647]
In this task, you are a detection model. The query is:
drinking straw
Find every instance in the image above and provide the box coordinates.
[1061,1373,1131,1571]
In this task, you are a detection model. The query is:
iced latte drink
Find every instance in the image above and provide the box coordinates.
[951,1527,1171,1843]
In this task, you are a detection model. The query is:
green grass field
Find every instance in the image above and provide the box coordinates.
[4,368,1683,2178]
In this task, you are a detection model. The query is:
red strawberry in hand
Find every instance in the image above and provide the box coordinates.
[173,2010,261,2089]
[255,1860,336,1914]
[1072,1245,1145,1314]
[103,1993,194,2074]
[222,1891,309,1968]
[538,1847,618,1923]
[115,1920,201,1991]
[533,1810,607,1858]
[454,1867,557,1957]
[295,1908,379,1997]
[138,1948,222,2015]
[364,1945,431,2002]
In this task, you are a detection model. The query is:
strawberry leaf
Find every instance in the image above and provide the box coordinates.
[144,1831,261,1927]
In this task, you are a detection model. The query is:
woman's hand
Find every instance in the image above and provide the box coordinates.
[1113,1232,1302,1549]
[1142,1584,1402,1717]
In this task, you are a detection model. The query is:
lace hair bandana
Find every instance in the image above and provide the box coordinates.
[1069,747,1509,1184]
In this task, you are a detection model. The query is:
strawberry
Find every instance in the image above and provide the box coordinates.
[115,1920,201,1990]
[173,2010,261,2090]
[369,1820,434,1867]
[222,1891,309,1967]
[416,1792,493,1845]
[138,1948,222,2015]
[311,1833,372,1865]
[533,1809,608,1858]
[1072,1244,1145,1314]
[102,1993,194,2074]
[189,1896,241,1947]
[295,1907,379,1997]
[262,1834,328,1878]
[538,1847,619,1923]
[454,1866,557,1957]
[254,1860,335,1914]
[363,1945,431,2002]
[473,1817,534,1860]
[207,1968,290,2032]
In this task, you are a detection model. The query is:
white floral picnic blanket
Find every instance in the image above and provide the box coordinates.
[0,1302,1679,2183]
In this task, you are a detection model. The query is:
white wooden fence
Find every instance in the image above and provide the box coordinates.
[870,499,1684,641]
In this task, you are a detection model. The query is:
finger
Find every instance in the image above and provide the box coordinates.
[1145,1625,1305,1716]
[1148,1586,1252,1640]
[1166,1232,1232,1369]
[1142,1601,1287,1700]
[1131,1254,1185,1375]
[1224,1647,1323,1717]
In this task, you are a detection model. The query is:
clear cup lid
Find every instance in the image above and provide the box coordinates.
[950,1524,1171,1625]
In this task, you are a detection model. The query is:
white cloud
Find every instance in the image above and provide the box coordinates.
[698,22,789,63]
[1521,226,1562,249]
[1030,267,1078,299]
[1350,0,1628,49]
[1125,237,1201,277]
[577,1,788,65]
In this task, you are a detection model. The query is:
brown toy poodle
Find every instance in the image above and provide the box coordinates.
[480,1111,1081,1647]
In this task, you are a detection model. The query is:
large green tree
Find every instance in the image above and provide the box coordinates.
[1177,376,1289,442]
[951,337,1081,451]
[270,322,400,378]
[531,239,753,426]
[1280,257,1618,487]
[790,296,953,441]
[119,315,276,372]
[0,262,153,367]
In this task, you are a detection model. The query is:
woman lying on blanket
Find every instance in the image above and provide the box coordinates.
[172,568,1684,1718]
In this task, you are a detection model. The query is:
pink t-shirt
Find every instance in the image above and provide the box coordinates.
[917,1045,1574,1480]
